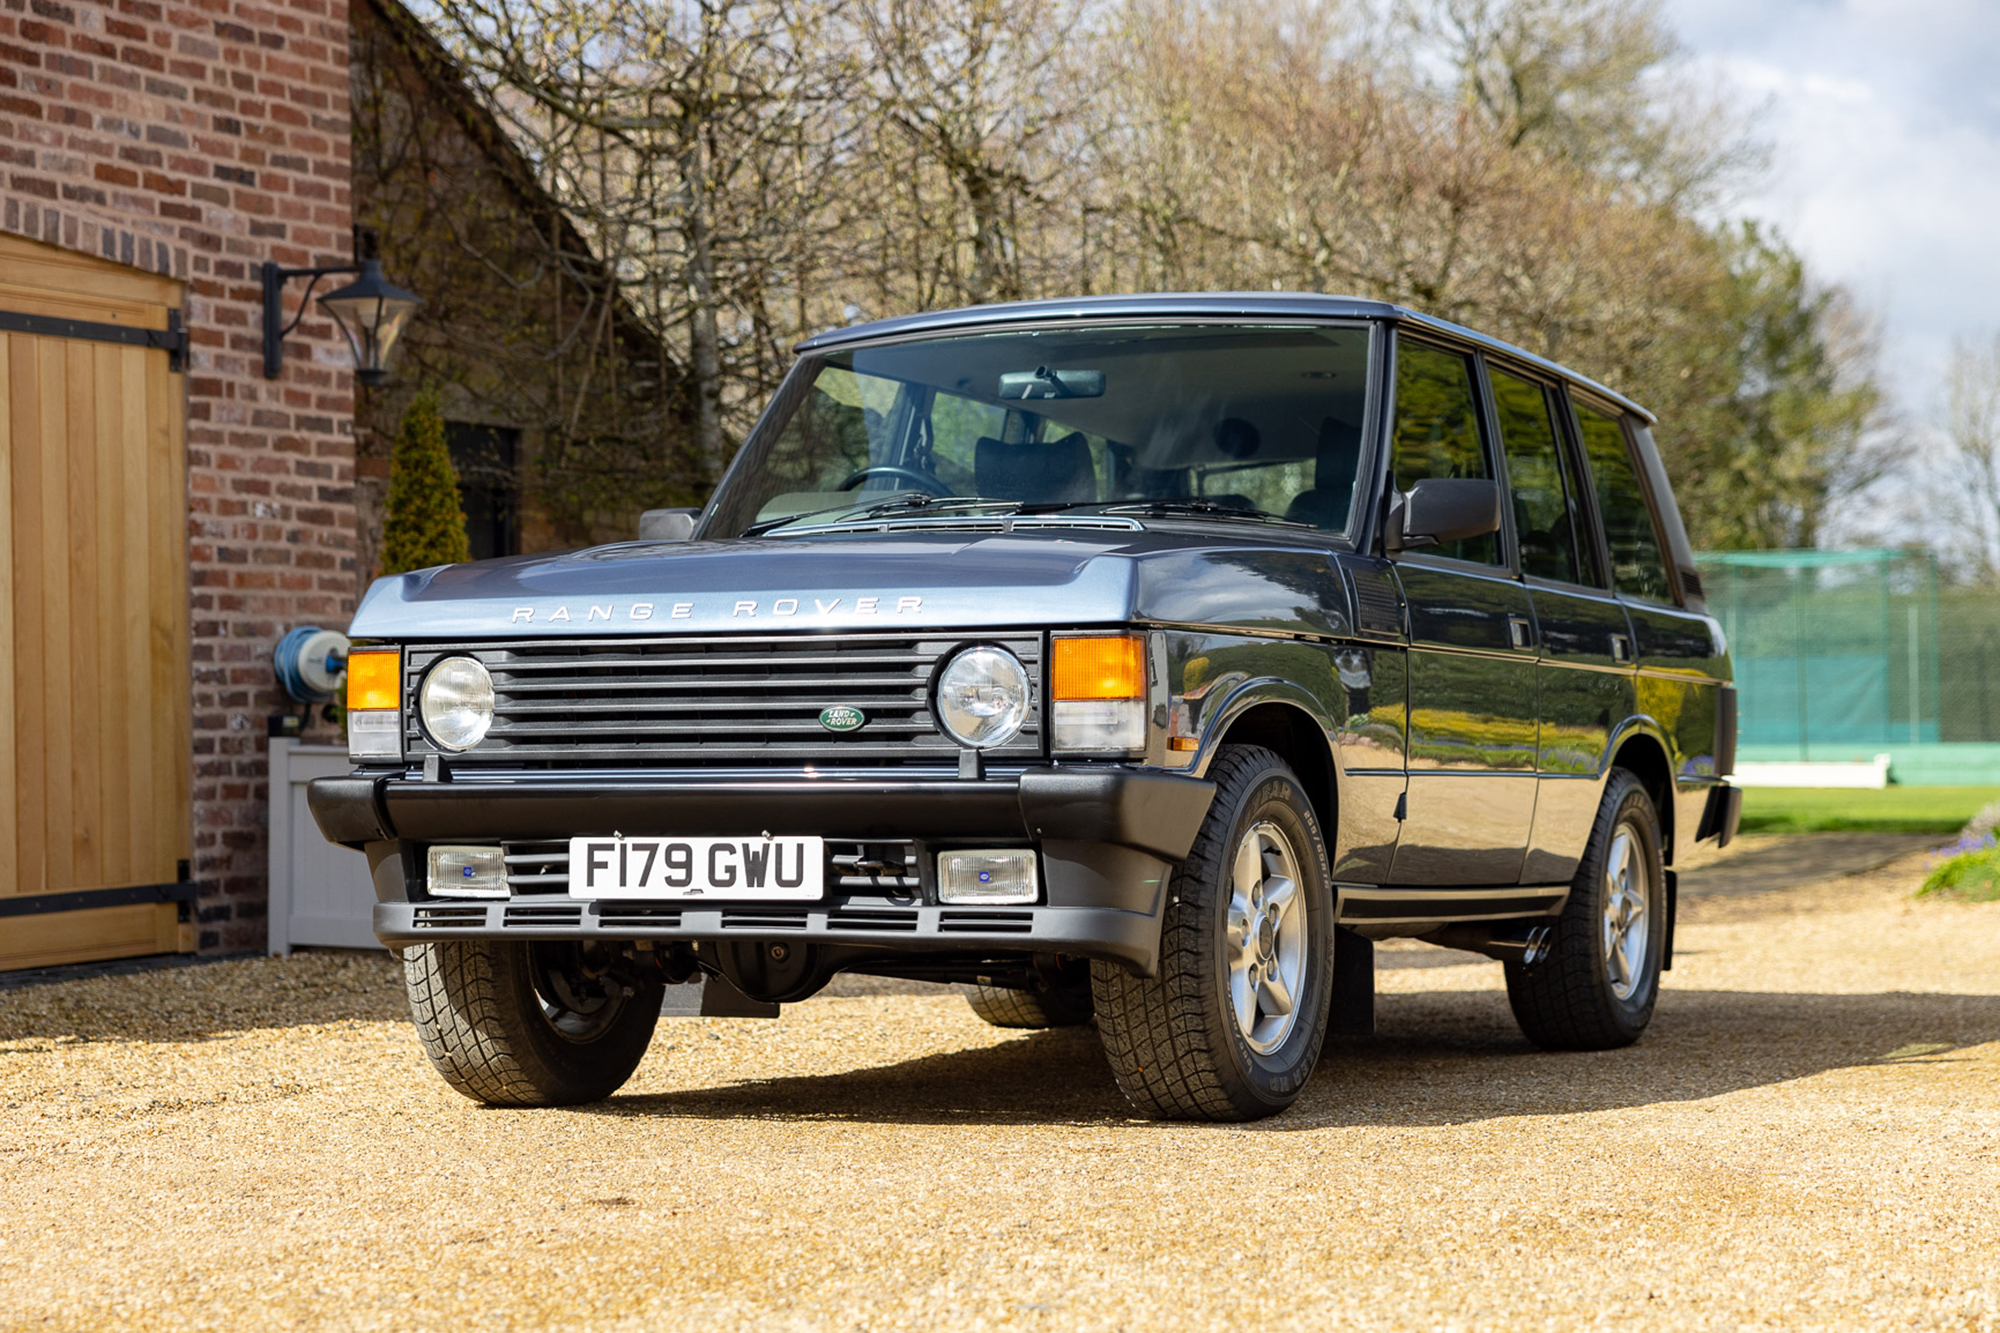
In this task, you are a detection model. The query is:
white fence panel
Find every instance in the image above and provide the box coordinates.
[268,739,382,954]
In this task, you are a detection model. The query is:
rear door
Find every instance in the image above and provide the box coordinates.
[1573,400,1726,825]
[1385,338,1539,886]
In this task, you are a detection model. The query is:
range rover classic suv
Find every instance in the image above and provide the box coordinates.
[311,294,1740,1123]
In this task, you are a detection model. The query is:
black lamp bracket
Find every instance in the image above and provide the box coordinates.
[260,260,360,379]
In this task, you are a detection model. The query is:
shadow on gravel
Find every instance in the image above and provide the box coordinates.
[586,986,2000,1129]
[0,952,407,1044]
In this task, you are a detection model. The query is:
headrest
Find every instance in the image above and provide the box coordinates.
[1214,418,1261,459]
[1315,416,1362,489]
[975,432,1097,503]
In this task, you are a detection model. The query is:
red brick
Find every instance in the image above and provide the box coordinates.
[2,0,355,949]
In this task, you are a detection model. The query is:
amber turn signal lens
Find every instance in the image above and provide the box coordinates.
[1051,635,1146,701]
[346,648,401,712]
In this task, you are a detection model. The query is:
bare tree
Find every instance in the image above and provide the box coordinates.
[390,0,1893,550]
[427,0,864,474]
[1940,334,2000,578]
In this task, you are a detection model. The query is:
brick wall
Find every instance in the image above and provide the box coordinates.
[1,0,357,951]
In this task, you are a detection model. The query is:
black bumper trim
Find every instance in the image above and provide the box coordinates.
[374,898,1164,973]
[1696,783,1742,848]
[310,768,1216,864]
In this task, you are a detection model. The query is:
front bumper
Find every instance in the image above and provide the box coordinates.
[309,766,1216,973]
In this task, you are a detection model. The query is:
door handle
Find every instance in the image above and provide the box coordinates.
[1610,633,1633,663]
[1508,616,1535,650]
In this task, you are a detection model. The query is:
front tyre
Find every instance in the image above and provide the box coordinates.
[1092,744,1335,1121]
[1504,769,1666,1050]
[403,940,665,1106]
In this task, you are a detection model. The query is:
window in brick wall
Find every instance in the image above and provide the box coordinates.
[447,423,521,561]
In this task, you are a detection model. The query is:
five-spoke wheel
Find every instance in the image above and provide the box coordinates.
[1226,821,1306,1055]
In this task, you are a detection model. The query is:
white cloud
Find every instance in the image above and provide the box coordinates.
[1665,0,2000,417]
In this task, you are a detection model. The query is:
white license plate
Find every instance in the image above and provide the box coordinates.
[567,836,824,901]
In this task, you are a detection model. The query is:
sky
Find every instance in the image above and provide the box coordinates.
[1663,0,2000,431]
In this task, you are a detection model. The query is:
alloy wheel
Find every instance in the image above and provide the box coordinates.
[1225,820,1308,1054]
[1599,821,1652,1001]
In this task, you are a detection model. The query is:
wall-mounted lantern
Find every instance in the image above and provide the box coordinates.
[261,258,422,385]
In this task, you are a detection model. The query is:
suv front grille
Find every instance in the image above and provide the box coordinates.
[404,634,1042,765]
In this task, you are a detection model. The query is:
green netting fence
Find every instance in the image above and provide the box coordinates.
[1697,547,2000,781]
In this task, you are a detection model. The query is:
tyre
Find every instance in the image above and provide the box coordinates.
[1092,744,1335,1121]
[403,939,665,1106]
[1504,768,1666,1050]
[960,968,1094,1029]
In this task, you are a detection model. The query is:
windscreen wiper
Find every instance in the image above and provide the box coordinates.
[740,493,1013,537]
[1099,499,1311,527]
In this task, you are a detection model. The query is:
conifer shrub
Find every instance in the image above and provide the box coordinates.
[380,389,471,574]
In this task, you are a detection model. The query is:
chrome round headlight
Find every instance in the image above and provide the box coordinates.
[934,646,1031,749]
[420,657,495,751]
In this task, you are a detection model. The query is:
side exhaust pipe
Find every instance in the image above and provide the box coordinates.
[1423,923,1555,967]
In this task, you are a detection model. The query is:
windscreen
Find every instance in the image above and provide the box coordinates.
[704,323,1376,537]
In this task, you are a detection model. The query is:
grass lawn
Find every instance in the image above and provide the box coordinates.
[1738,786,2000,835]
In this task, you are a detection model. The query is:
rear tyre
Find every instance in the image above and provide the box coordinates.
[403,939,664,1106]
[1092,744,1335,1121]
[1504,769,1666,1050]
[960,968,1094,1029]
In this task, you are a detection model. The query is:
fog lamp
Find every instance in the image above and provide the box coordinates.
[937,849,1039,905]
[428,845,508,899]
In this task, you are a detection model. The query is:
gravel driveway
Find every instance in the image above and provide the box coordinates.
[3,839,1996,1331]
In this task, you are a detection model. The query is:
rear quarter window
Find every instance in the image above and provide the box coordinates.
[1574,402,1674,604]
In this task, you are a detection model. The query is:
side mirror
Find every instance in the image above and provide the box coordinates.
[1388,478,1501,552]
[638,507,699,542]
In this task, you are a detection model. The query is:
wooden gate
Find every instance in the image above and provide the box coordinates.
[0,233,194,970]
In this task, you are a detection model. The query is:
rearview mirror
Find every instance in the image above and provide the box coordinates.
[638,508,699,542]
[1388,478,1501,552]
[998,366,1105,400]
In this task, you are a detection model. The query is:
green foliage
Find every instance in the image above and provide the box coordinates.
[380,390,471,574]
[1738,787,2000,835]
[1919,841,2000,902]
[1699,225,1885,548]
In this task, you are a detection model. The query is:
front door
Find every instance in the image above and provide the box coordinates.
[1385,340,1538,885]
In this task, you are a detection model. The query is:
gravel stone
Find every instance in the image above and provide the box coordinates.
[1,843,1995,1331]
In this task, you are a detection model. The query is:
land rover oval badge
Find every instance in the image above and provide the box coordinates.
[819,705,867,733]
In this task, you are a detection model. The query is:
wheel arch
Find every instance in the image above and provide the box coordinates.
[1608,725,1675,861]
[1203,695,1338,843]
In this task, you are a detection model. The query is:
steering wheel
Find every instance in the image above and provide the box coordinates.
[836,465,951,496]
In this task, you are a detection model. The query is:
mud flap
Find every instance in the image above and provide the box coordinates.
[1329,925,1375,1036]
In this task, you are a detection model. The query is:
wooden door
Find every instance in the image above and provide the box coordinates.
[0,233,193,969]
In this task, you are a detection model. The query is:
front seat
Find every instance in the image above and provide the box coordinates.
[976,432,1097,503]
[1285,416,1363,530]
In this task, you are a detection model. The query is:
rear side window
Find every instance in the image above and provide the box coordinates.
[1392,342,1499,565]
[1490,368,1583,583]
[1575,402,1673,603]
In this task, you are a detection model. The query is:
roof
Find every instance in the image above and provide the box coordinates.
[797,292,1654,423]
